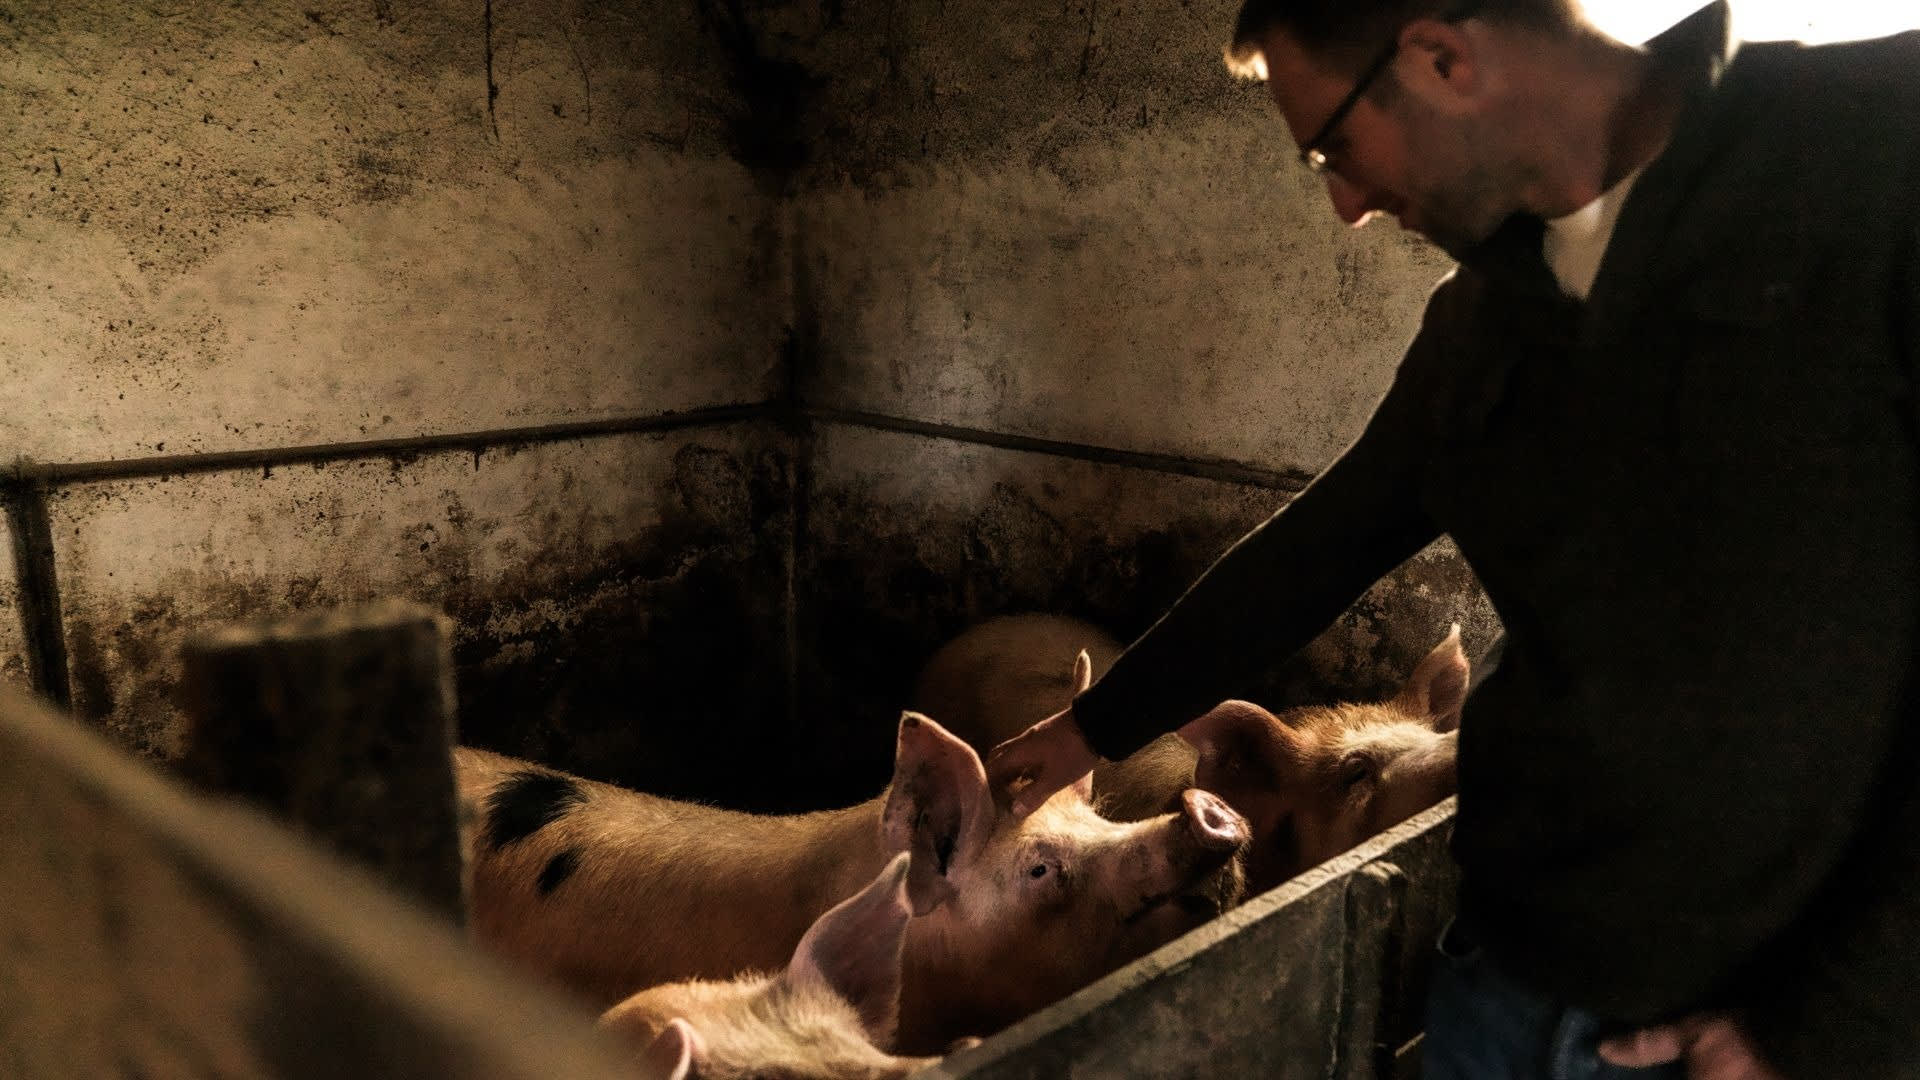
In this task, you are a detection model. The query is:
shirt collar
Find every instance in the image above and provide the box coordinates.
[1456,0,1737,293]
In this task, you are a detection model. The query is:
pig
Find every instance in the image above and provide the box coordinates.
[455,711,1247,1054]
[911,614,1124,753]
[1106,627,1465,893]
[914,615,1467,894]
[598,853,950,1080]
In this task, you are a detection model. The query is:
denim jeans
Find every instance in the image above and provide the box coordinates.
[1422,920,1687,1080]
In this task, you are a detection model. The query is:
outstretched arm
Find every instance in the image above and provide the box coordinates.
[1069,299,1455,762]
[989,279,1472,806]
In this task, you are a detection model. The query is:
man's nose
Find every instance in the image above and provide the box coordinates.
[1325,172,1384,227]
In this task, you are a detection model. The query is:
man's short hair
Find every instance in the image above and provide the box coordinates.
[1225,0,1579,78]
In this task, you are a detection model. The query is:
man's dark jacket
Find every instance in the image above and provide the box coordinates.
[1074,6,1920,1076]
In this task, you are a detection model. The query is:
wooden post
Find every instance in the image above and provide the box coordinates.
[0,685,634,1080]
[179,600,467,923]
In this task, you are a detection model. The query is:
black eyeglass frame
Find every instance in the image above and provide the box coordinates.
[1295,3,1481,175]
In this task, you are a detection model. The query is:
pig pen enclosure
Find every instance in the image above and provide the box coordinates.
[0,0,1499,1076]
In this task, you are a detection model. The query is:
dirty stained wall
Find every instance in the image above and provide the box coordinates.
[771,0,1492,748]
[4,0,1497,814]
[0,2,782,462]
[777,0,1455,466]
[49,428,795,805]
[0,514,21,687]
[1,0,799,805]
[798,160,1450,467]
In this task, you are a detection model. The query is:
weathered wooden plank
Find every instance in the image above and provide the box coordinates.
[0,684,634,1080]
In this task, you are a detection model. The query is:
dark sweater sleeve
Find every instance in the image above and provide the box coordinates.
[1071,287,1455,761]
[1742,174,1920,1080]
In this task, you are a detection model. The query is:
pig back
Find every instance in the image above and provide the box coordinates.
[911,615,1123,751]
[453,746,889,1007]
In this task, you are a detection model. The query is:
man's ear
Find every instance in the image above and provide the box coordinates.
[1395,16,1485,106]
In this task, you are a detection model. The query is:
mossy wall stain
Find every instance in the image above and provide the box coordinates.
[51,428,805,811]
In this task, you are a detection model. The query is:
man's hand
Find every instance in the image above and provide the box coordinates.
[984,707,1100,818]
[1598,1013,1785,1080]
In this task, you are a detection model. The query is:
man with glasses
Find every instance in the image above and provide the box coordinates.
[989,0,1920,1076]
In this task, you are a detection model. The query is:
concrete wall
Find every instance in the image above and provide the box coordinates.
[0,0,780,463]
[0,514,21,688]
[4,0,1494,805]
[764,0,1492,748]
[48,423,797,806]
[795,145,1450,473]
[780,0,1454,470]
[1,0,805,805]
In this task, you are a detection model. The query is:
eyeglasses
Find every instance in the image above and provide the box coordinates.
[1296,3,1479,176]
[1296,38,1403,175]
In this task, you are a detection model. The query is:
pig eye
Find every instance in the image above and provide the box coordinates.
[1339,757,1373,789]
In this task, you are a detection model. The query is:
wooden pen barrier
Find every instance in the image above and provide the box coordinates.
[0,685,634,1080]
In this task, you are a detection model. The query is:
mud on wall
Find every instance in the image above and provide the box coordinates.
[46,425,800,809]
[0,513,22,688]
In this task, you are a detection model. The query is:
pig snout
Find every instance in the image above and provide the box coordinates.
[1181,789,1248,854]
[1118,790,1249,928]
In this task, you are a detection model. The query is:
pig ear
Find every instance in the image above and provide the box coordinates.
[1393,624,1470,734]
[1050,651,1095,804]
[788,852,912,1046]
[1070,649,1094,695]
[881,712,994,916]
[1181,700,1292,791]
[641,1018,702,1080]
[1066,769,1094,803]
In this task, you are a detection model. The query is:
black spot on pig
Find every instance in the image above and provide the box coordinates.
[537,848,581,895]
[484,771,585,850]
